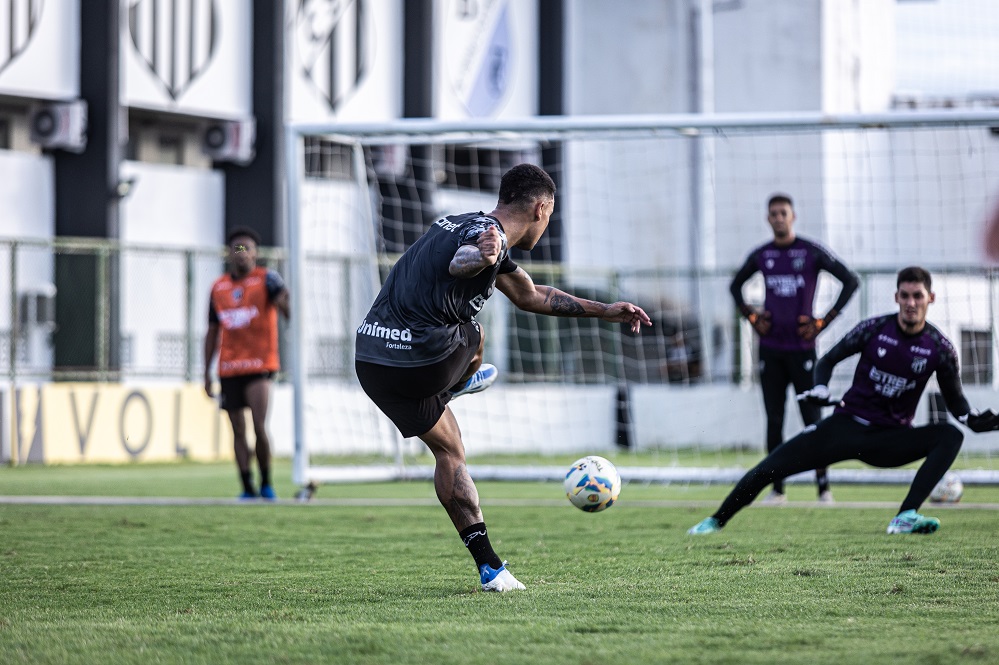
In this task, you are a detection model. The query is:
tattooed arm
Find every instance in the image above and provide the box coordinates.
[449,225,502,278]
[496,267,652,333]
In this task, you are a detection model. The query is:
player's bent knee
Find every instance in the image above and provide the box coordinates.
[929,422,964,454]
[941,423,964,448]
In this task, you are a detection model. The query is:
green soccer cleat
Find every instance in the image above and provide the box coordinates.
[687,516,722,535]
[886,509,940,534]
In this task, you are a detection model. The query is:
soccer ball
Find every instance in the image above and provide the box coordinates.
[564,455,621,512]
[929,471,963,503]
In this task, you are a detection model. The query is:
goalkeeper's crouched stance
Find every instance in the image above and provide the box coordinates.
[689,267,999,536]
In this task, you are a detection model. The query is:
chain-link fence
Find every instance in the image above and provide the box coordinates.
[1,237,286,382]
[2,237,997,392]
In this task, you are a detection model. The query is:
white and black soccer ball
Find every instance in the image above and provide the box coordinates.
[564,455,621,513]
[929,471,964,503]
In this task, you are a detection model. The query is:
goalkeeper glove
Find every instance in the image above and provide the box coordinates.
[959,409,999,433]
[796,385,839,407]
[797,309,837,341]
[746,310,772,336]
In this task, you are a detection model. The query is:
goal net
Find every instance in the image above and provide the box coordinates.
[284,111,999,488]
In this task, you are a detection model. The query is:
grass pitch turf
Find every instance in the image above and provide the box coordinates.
[1,461,998,664]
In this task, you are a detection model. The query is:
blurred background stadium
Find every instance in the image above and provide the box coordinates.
[2,0,999,485]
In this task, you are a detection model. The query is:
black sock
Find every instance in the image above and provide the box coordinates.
[240,470,254,494]
[259,466,272,488]
[816,469,830,494]
[459,523,503,570]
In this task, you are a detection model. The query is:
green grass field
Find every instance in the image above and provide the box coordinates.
[2,461,999,664]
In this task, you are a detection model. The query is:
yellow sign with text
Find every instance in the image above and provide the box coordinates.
[11,383,233,464]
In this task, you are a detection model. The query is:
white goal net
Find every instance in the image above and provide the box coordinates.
[284,111,999,488]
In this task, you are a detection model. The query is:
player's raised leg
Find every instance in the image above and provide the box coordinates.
[448,324,498,399]
[419,407,524,591]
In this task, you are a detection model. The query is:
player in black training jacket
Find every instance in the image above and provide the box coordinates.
[730,193,859,505]
[690,266,999,536]
[355,164,652,591]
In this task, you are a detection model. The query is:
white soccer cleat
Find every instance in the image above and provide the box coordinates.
[760,490,787,506]
[479,561,526,592]
[450,363,498,399]
[818,490,834,504]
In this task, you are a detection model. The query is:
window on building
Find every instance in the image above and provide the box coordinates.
[156,135,185,165]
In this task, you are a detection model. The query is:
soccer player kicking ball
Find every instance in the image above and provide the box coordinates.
[355,164,651,591]
[689,266,999,536]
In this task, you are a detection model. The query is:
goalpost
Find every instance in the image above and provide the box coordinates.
[284,110,999,489]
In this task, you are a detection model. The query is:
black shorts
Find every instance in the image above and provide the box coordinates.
[355,322,480,438]
[219,372,274,412]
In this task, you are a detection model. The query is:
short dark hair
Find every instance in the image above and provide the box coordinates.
[897,266,932,291]
[767,193,794,209]
[226,226,262,246]
[497,163,556,210]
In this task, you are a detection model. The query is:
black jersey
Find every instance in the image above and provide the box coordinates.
[730,237,858,351]
[355,212,518,367]
[814,314,970,428]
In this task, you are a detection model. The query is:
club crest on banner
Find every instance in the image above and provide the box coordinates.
[0,0,44,76]
[296,0,368,113]
[128,0,218,100]
[445,0,512,117]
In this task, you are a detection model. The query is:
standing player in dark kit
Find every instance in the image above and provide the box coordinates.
[689,266,999,535]
[731,194,859,504]
[355,164,651,591]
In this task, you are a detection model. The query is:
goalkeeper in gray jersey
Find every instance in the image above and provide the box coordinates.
[690,266,999,536]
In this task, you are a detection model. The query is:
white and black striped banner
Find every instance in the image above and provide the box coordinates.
[128,0,217,100]
[0,0,43,75]
[296,0,367,112]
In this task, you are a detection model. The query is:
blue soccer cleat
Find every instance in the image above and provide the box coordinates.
[450,364,498,399]
[479,561,525,592]
[886,509,940,534]
[687,516,722,535]
[259,485,277,501]
[239,490,259,501]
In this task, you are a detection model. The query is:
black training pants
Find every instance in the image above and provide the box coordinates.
[758,345,824,493]
[713,412,963,526]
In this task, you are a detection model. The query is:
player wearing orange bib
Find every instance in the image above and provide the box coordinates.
[204,227,290,500]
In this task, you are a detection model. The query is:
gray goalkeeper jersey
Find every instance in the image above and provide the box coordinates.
[355,212,518,367]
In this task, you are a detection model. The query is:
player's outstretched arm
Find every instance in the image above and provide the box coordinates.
[496,268,652,334]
